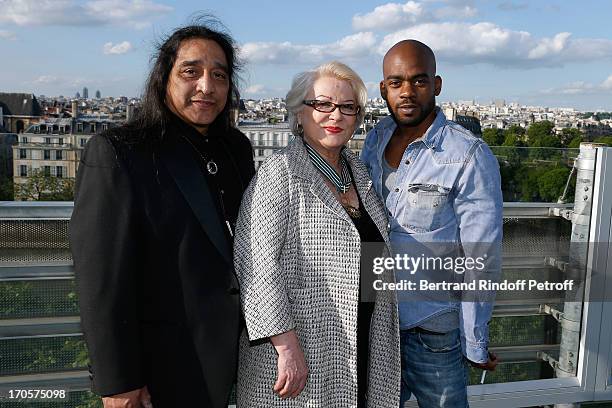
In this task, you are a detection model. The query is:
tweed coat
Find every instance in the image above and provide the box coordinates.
[233,137,401,407]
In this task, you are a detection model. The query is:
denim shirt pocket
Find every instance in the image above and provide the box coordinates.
[400,184,453,233]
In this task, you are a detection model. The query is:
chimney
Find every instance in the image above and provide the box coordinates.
[72,100,78,118]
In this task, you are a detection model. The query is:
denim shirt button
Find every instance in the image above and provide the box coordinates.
[394,187,400,192]
[405,159,410,165]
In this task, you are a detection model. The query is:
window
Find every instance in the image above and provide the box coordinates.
[21,136,28,143]
[45,137,51,145]
[257,149,265,157]
[56,166,63,178]
[77,123,83,133]
[43,150,50,160]
[19,165,27,177]
[43,166,51,176]
[80,138,86,147]
[55,150,63,160]
[91,123,97,133]
[58,138,63,145]
[19,149,26,159]
[102,123,108,131]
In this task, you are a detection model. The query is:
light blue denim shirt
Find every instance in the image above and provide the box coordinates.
[361,109,503,363]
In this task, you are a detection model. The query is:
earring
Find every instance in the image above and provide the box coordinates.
[297,123,304,136]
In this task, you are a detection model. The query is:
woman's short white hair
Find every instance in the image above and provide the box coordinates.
[285,61,367,137]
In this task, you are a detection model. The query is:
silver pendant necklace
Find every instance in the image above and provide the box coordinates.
[181,134,218,175]
[206,160,218,175]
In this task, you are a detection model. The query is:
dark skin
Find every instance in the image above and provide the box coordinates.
[381,40,441,168]
[381,40,498,372]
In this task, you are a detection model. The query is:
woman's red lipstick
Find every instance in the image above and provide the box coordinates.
[324,126,343,133]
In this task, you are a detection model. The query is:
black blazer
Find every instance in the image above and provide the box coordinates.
[70,119,255,407]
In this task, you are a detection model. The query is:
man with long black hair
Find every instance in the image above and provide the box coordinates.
[70,17,255,408]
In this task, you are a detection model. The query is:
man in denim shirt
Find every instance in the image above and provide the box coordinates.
[361,40,503,407]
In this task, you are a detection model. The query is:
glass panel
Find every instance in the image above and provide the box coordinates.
[0,336,87,376]
[474,146,595,385]
[0,279,79,319]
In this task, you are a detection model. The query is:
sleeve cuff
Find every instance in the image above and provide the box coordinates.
[245,311,295,342]
[463,340,489,363]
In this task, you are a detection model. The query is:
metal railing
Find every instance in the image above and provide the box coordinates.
[1,144,612,407]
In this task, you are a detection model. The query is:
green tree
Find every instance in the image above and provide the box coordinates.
[560,128,582,147]
[538,167,571,202]
[517,166,546,201]
[594,136,612,146]
[506,124,526,137]
[527,120,556,147]
[0,177,14,200]
[482,128,505,146]
[14,169,74,201]
[568,136,583,148]
[502,133,524,147]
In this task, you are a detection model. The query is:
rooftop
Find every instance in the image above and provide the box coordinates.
[0,92,42,117]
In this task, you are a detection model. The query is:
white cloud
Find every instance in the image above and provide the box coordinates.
[352,1,428,31]
[0,30,17,40]
[433,4,477,19]
[352,0,477,32]
[84,0,172,28]
[542,76,612,95]
[34,75,59,84]
[238,1,612,72]
[497,1,528,11]
[527,32,571,59]
[377,22,612,67]
[0,0,171,27]
[242,32,377,65]
[103,41,133,55]
[245,84,266,94]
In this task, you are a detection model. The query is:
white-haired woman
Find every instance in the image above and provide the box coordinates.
[234,61,400,407]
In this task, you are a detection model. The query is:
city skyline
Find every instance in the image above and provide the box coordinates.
[1,0,612,110]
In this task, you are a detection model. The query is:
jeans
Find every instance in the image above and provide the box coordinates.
[399,328,469,408]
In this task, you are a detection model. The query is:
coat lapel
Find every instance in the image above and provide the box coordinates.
[286,137,390,241]
[158,132,232,265]
[344,149,391,246]
[287,138,353,223]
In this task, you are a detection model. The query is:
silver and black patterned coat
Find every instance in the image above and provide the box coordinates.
[233,137,401,407]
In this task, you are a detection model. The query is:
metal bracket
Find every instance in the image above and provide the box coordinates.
[539,304,564,322]
[538,351,560,370]
[549,207,574,222]
[539,304,582,332]
[544,256,568,273]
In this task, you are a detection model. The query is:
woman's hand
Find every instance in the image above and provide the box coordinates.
[270,330,309,399]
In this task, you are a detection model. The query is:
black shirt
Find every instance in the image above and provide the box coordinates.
[182,123,251,239]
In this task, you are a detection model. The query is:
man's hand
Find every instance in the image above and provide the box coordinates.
[270,330,309,399]
[102,386,153,408]
[469,351,498,371]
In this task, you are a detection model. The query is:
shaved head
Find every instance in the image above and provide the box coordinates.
[380,39,441,130]
[383,40,436,78]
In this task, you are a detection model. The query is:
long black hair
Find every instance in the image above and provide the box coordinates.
[132,15,242,135]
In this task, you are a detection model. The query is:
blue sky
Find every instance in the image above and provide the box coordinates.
[1,0,611,110]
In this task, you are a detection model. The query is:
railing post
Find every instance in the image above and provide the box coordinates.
[554,143,602,408]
